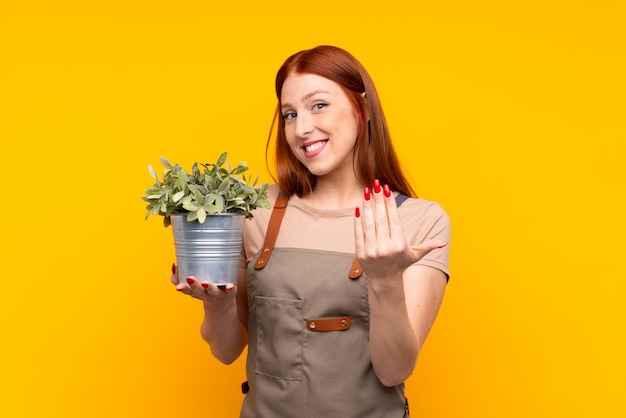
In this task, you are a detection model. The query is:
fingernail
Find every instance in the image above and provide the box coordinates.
[186,277,195,285]
[355,207,360,217]
[364,187,371,201]
[200,282,209,288]
[373,179,381,193]
[171,263,177,274]
[383,184,391,198]
[175,285,184,292]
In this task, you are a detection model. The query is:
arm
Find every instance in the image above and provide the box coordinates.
[355,182,448,386]
[367,264,447,387]
[173,264,249,365]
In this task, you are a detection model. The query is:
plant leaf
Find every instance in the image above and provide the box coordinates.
[148,164,159,181]
[217,178,230,193]
[182,201,200,211]
[172,191,185,202]
[197,207,206,224]
[160,156,173,169]
[231,161,248,175]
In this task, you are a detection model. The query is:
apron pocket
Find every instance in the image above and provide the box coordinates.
[255,296,304,381]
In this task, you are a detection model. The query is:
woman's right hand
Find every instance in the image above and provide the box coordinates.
[170,263,237,302]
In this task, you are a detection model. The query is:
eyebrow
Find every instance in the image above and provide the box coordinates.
[281,89,332,111]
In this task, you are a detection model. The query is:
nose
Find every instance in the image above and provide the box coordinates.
[295,112,313,138]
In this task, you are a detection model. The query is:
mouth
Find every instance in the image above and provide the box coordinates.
[303,140,328,154]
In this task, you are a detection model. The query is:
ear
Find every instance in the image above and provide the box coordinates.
[360,91,369,121]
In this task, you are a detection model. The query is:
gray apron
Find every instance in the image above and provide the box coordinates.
[240,194,410,417]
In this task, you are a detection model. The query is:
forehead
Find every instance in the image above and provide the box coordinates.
[280,73,345,103]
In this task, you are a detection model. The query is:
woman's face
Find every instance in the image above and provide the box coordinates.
[280,72,360,179]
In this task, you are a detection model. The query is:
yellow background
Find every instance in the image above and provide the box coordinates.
[1,1,624,417]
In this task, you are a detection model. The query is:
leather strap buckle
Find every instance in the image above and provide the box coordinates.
[306,316,351,332]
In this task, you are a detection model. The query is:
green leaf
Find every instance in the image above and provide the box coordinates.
[197,207,206,224]
[148,164,159,181]
[172,191,185,202]
[215,194,225,212]
[216,152,227,167]
[160,156,173,169]
[204,193,217,205]
[177,170,188,190]
[205,204,221,214]
[217,178,230,193]
[182,201,200,211]
[193,189,205,205]
[231,161,248,175]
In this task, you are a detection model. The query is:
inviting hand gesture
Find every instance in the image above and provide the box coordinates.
[354,180,447,283]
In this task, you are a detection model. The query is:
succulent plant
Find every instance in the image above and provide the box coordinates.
[143,152,270,227]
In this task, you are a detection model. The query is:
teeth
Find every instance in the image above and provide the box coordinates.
[304,141,325,153]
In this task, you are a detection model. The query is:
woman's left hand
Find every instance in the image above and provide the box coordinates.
[354,180,447,282]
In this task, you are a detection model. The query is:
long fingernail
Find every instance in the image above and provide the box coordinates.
[355,207,361,217]
[373,179,381,193]
[186,277,195,285]
[364,187,371,201]
[171,263,177,274]
[383,184,391,198]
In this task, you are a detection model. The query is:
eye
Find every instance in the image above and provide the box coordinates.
[312,102,328,111]
[282,111,296,121]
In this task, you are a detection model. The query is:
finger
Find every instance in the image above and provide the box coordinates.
[175,282,190,294]
[354,206,364,256]
[201,281,229,297]
[361,186,376,250]
[184,276,209,298]
[383,184,403,240]
[372,179,390,239]
[170,263,179,285]
[409,239,448,261]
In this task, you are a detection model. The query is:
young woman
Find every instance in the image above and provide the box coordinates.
[173,45,451,417]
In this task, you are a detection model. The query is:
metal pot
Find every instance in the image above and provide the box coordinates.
[171,213,245,285]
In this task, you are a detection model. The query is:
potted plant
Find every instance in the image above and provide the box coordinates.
[142,152,270,285]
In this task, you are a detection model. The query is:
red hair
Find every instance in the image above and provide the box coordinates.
[266,45,416,198]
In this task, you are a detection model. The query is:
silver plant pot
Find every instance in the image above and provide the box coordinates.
[171,213,245,285]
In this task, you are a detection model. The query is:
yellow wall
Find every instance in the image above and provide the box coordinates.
[1,1,624,417]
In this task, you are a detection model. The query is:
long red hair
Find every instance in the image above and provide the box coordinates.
[266,45,416,198]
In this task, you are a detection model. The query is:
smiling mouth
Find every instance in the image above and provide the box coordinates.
[303,140,327,153]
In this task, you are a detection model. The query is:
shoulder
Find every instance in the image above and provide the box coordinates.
[398,196,450,225]
[398,196,451,243]
[267,184,285,204]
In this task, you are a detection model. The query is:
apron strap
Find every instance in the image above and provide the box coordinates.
[253,191,289,270]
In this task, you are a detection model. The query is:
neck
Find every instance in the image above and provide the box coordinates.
[301,176,364,210]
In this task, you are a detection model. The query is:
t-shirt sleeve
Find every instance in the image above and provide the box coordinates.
[411,204,451,280]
